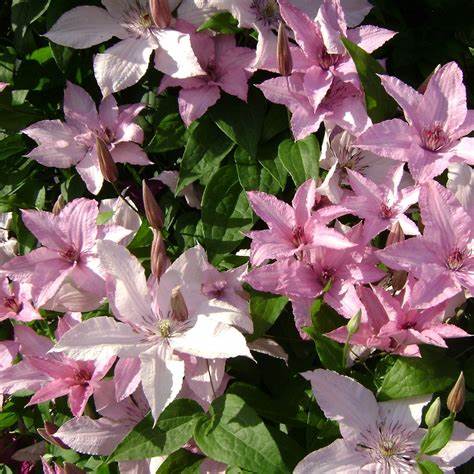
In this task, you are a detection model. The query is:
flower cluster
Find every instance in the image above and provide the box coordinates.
[0,0,473,473]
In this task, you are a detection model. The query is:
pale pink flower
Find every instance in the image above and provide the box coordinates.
[246,179,355,266]
[257,0,396,139]
[23,82,150,194]
[342,164,420,242]
[159,33,255,126]
[327,282,469,357]
[296,369,474,473]
[0,83,8,92]
[0,315,115,417]
[0,278,40,322]
[0,341,18,371]
[356,62,474,182]
[318,128,407,204]
[52,241,252,421]
[377,180,474,309]
[45,1,205,95]
[0,212,17,265]
[1,198,114,308]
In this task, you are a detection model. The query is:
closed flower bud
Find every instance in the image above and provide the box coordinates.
[96,137,118,183]
[347,309,361,336]
[37,422,69,449]
[150,0,172,29]
[386,221,404,247]
[425,397,441,428]
[143,180,164,230]
[151,228,168,279]
[64,463,85,474]
[171,287,188,322]
[447,372,465,414]
[277,21,293,77]
[52,195,65,216]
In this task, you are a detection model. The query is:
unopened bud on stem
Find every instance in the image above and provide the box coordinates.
[143,180,164,230]
[171,287,188,322]
[347,309,361,336]
[386,222,408,291]
[447,372,465,414]
[151,229,168,279]
[52,195,65,215]
[425,397,441,428]
[277,21,293,77]
[96,137,118,183]
[150,0,172,29]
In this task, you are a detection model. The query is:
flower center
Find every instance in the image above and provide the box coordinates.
[320,268,334,286]
[250,0,280,27]
[420,123,450,151]
[400,321,416,330]
[379,203,394,219]
[446,247,469,271]
[158,319,172,338]
[75,369,91,385]
[121,4,155,37]
[205,60,219,82]
[60,247,80,263]
[319,49,342,70]
[292,225,305,246]
[201,280,228,299]
[3,296,21,314]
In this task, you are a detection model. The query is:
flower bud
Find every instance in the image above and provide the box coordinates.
[170,287,188,322]
[37,422,69,449]
[347,309,361,336]
[151,229,168,279]
[447,372,465,414]
[96,137,118,184]
[52,195,65,216]
[143,180,164,230]
[64,463,85,474]
[277,22,293,77]
[149,0,172,29]
[425,397,441,428]
[391,270,408,292]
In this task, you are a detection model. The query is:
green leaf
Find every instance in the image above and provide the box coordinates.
[341,37,398,123]
[197,11,240,34]
[0,135,26,161]
[234,147,282,194]
[417,460,443,474]
[0,412,17,430]
[278,136,319,186]
[420,416,454,455]
[305,326,344,371]
[177,118,234,194]
[156,449,203,474]
[249,291,288,340]
[201,164,254,263]
[211,89,267,158]
[194,394,301,473]
[378,347,459,400]
[109,399,204,461]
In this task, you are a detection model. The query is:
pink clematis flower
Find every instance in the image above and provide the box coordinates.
[327,282,469,357]
[447,163,474,212]
[45,1,205,95]
[0,314,115,417]
[22,82,151,194]
[356,62,474,182]
[318,128,407,204]
[52,241,253,421]
[245,239,384,324]
[0,278,40,322]
[377,180,473,309]
[159,33,255,126]
[342,164,420,242]
[1,198,128,308]
[256,0,396,139]
[296,369,474,473]
[246,179,354,266]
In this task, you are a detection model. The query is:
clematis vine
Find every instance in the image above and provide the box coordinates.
[356,62,474,182]
[159,32,255,126]
[45,0,205,95]
[377,180,473,309]
[23,82,151,194]
[296,369,474,473]
[51,241,253,421]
